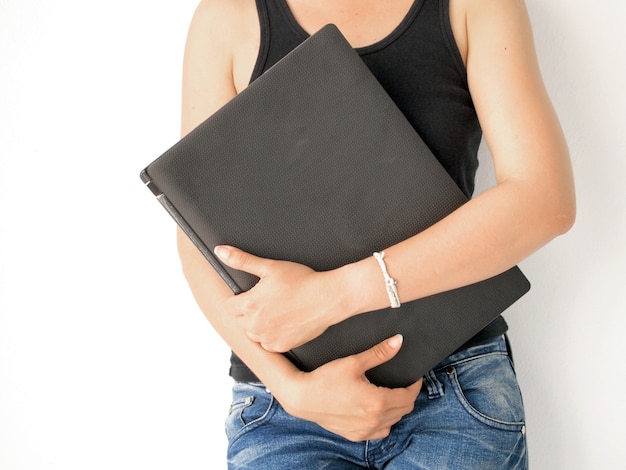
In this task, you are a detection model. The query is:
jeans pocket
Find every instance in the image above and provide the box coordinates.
[225,382,276,443]
[444,353,526,431]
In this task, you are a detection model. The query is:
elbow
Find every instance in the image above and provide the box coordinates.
[518,178,576,242]
[547,150,577,236]
[546,188,577,238]
[556,178,577,234]
[552,208,576,236]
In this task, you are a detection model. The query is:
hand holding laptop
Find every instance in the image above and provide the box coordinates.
[141,25,529,387]
[215,244,354,352]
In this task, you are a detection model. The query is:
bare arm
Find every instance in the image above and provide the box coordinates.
[176,0,421,442]
[216,0,576,351]
[348,0,576,311]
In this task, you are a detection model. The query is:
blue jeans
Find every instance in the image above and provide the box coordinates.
[225,335,528,469]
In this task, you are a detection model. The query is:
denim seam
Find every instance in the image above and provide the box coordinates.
[445,367,526,430]
[434,351,509,372]
[227,391,276,444]
[423,369,445,399]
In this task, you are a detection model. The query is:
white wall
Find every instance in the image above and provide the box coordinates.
[1,1,624,469]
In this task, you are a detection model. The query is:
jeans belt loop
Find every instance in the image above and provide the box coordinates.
[424,370,445,399]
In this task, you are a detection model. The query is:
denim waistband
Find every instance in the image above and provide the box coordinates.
[421,335,511,399]
[432,334,510,372]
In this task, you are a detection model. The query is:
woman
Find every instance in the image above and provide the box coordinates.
[176,0,575,467]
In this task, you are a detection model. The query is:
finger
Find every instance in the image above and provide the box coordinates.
[407,378,423,394]
[391,378,423,405]
[380,383,421,415]
[245,330,262,344]
[354,334,404,372]
[260,342,277,352]
[214,245,269,277]
[382,377,422,406]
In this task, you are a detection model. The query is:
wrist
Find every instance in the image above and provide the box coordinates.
[264,367,308,416]
[333,256,391,318]
[373,251,401,308]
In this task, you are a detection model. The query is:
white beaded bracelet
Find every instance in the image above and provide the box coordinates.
[373,251,401,308]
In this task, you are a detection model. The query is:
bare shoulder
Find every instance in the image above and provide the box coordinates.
[181,0,259,135]
[462,0,543,117]
[465,0,531,22]
[450,0,535,61]
[189,0,257,41]
[462,0,572,202]
[448,0,470,66]
[186,0,258,68]
[464,0,536,53]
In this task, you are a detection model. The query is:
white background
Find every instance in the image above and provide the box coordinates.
[1,1,624,468]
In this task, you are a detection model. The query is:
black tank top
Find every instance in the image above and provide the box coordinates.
[229,0,508,383]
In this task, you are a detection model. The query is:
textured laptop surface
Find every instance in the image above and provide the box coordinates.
[141,25,529,387]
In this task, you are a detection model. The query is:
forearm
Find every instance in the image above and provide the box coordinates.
[176,228,301,393]
[177,227,422,441]
[339,176,575,319]
[214,168,575,349]
[336,0,577,321]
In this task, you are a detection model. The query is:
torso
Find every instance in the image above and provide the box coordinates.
[224,0,508,384]
[231,0,469,93]
[281,0,418,47]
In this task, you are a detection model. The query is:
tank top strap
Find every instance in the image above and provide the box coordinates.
[231,0,496,386]
[252,0,429,80]
[250,0,307,83]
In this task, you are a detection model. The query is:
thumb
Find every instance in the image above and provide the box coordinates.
[354,334,404,373]
[214,245,269,277]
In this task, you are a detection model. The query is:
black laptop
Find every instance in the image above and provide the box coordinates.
[140,24,530,387]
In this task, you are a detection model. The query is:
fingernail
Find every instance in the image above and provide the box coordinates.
[214,245,230,259]
[388,334,403,349]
